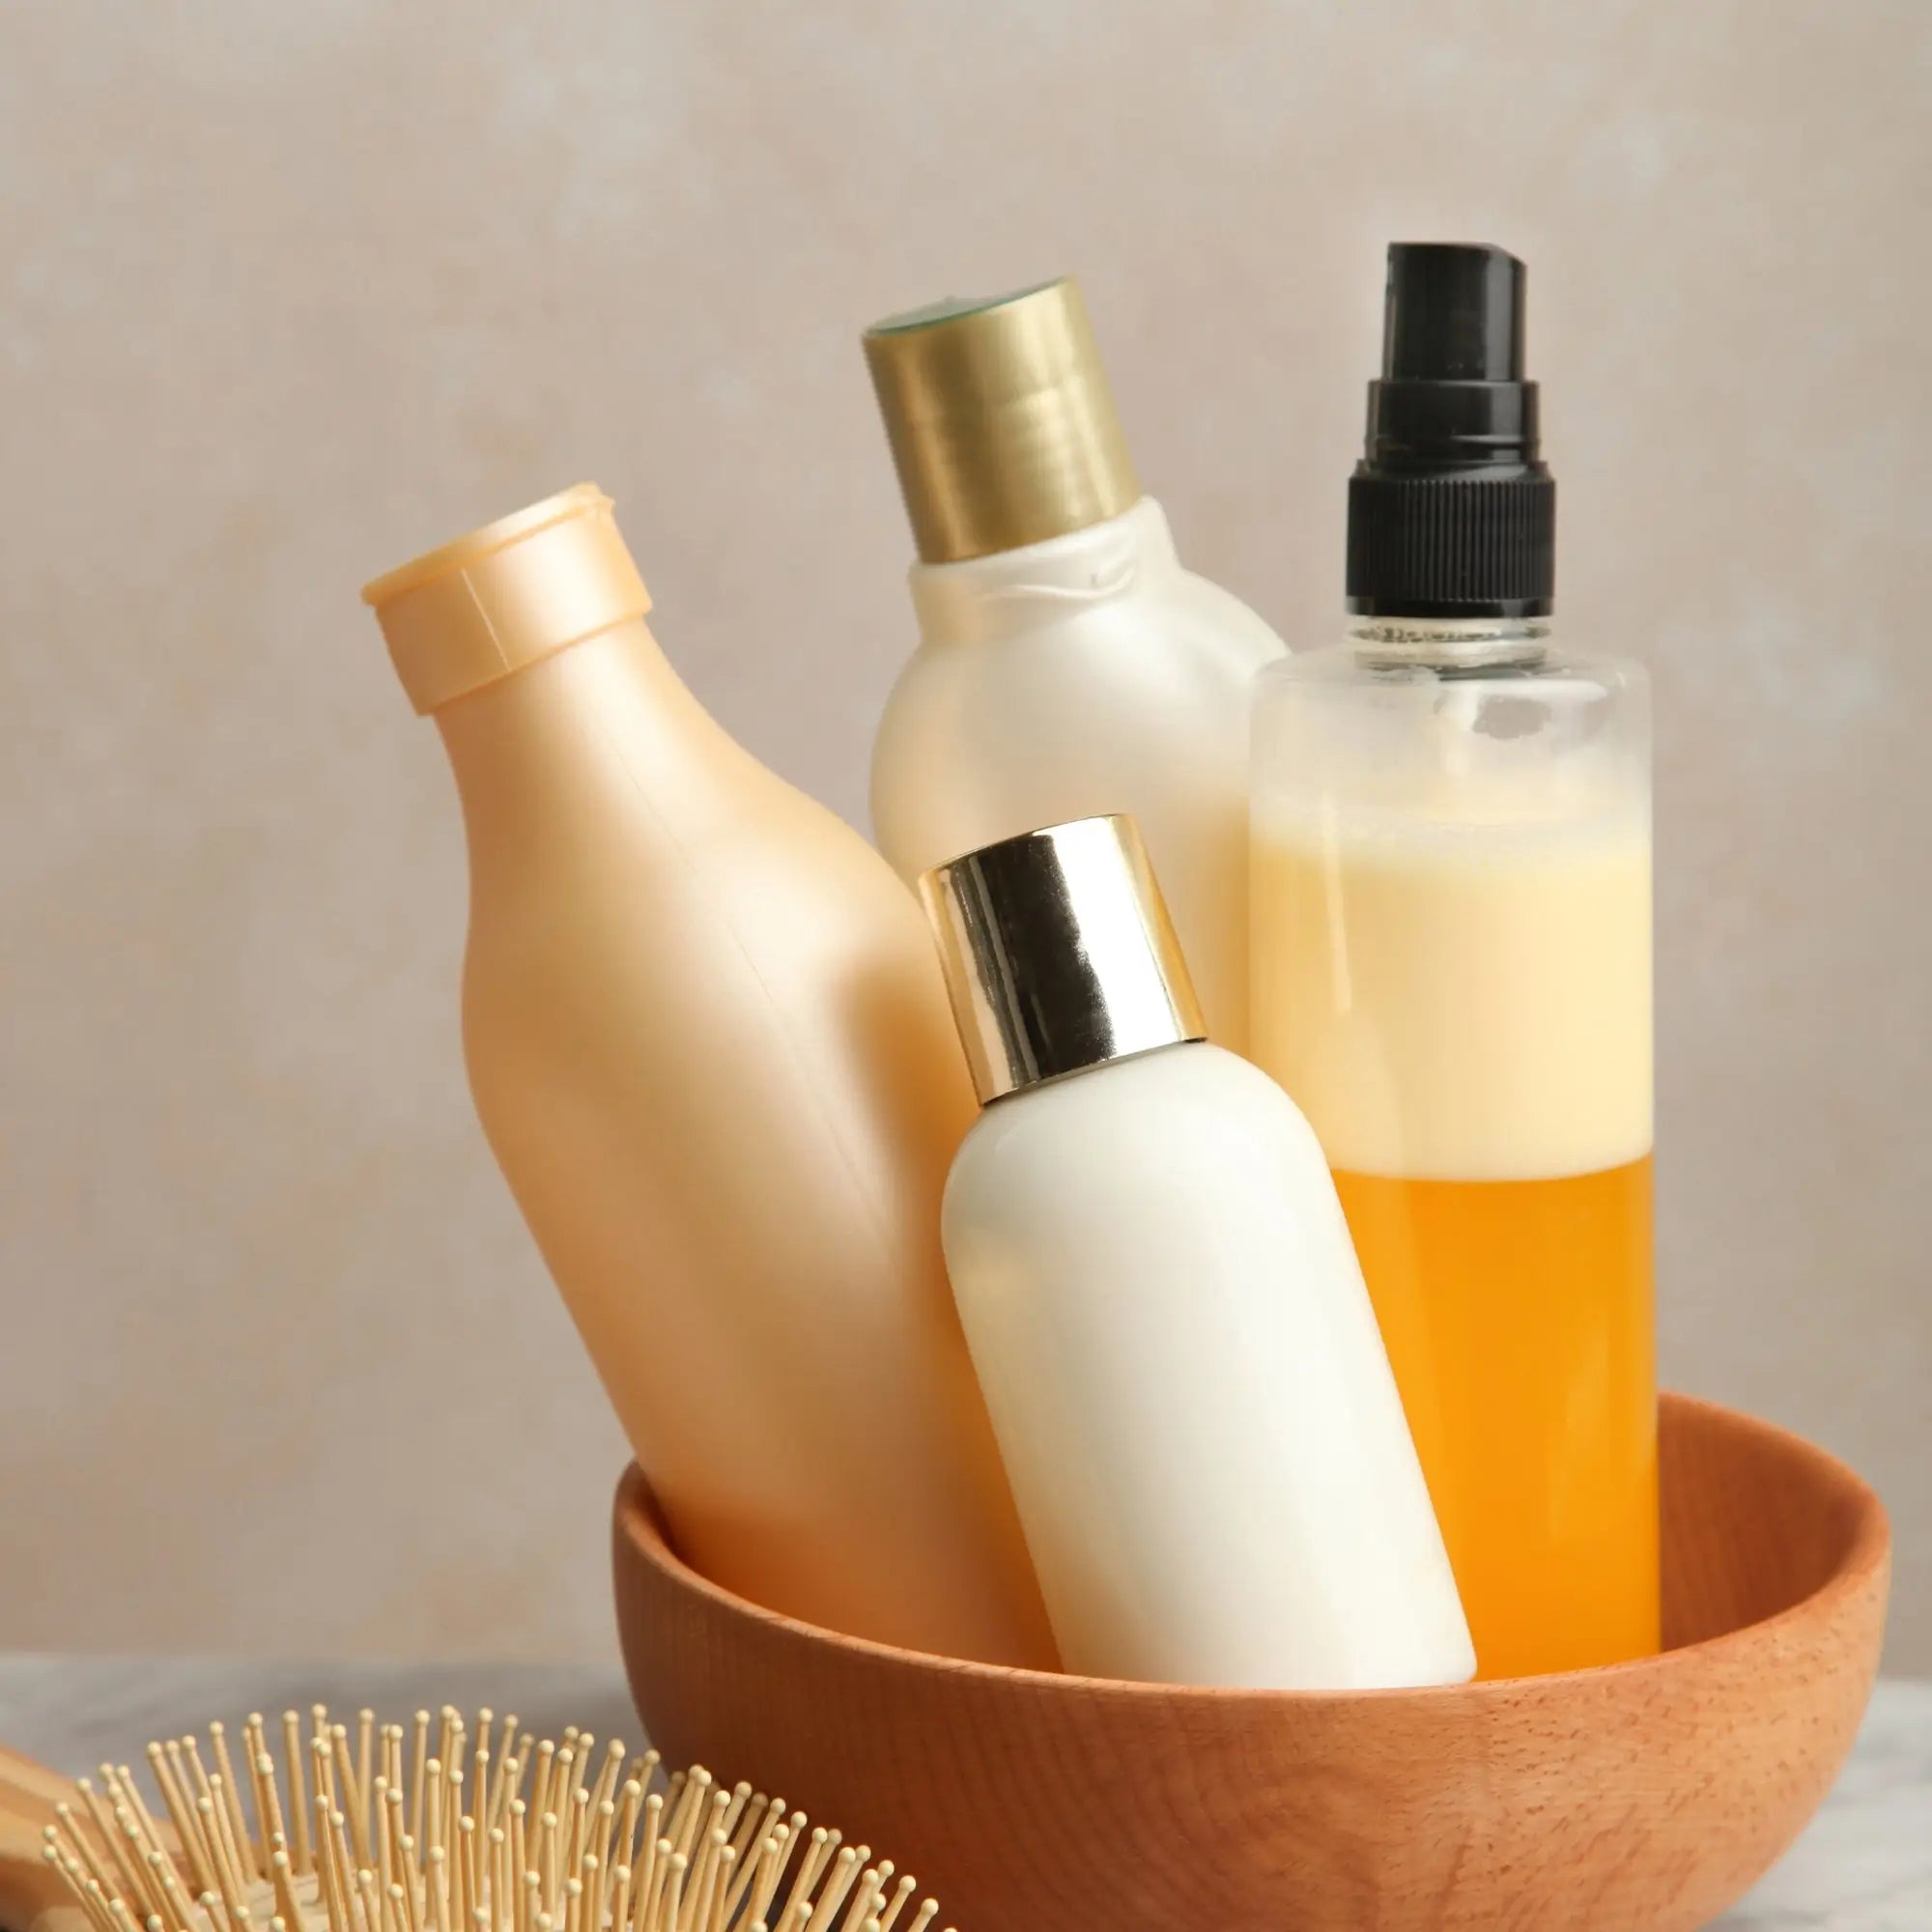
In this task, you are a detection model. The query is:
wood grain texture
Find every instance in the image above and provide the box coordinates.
[614,1393,1890,1932]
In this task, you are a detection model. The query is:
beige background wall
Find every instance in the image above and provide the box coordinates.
[3,2,1927,1667]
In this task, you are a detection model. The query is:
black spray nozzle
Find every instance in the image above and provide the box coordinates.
[1365,242,1539,468]
[1382,242,1524,382]
[1347,241,1555,618]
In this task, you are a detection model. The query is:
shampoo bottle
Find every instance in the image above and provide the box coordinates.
[1249,245,1658,1678]
[923,814,1473,1690]
[362,486,1054,1668]
[866,279,1287,1048]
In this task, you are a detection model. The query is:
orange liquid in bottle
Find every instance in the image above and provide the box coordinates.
[1332,1157,1659,1678]
[1251,797,1659,1680]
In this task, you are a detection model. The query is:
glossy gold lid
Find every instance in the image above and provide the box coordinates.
[920,815,1205,1105]
[361,484,651,714]
[863,277,1140,564]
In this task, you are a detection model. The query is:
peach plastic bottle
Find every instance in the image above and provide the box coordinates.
[362,486,1055,1668]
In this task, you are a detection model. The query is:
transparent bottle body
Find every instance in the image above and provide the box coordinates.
[1249,620,1658,1678]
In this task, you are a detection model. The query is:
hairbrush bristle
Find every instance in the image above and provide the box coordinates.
[44,1708,950,1932]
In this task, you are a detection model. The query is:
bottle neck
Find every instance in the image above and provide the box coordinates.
[433,618,751,851]
[1346,612,1551,671]
[907,496,1173,645]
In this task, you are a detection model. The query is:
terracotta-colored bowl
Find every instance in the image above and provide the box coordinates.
[613,1394,1889,1931]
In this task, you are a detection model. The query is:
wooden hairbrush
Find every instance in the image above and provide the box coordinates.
[1,1706,945,1932]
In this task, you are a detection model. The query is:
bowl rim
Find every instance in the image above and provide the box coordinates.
[614,1390,1890,1705]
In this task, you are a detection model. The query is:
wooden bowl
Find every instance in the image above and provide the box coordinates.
[613,1394,1889,1931]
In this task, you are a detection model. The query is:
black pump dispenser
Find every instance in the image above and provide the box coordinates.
[1346,242,1555,618]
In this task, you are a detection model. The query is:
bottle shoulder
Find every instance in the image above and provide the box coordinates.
[873,612,1280,880]
[895,497,1283,674]
[873,570,1282,780]
[872,504,1284,874]
[885,583,1282,696]
[942,1046,1344,1280]
[1251,630,1650,837]
[1259,636,1645,696]
[952,1043,1318,1179]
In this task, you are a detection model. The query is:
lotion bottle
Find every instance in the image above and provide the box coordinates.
[923,813,1473,1690]
[866,279,1287,1048]
[362,486,1054,1667]
[1250,244,1658,1678]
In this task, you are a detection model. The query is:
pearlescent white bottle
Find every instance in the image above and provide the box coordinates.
[866,279,1286,1048]
[922,815,1473,1691]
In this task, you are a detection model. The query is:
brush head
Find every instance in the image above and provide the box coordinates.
[43,1706,946,1932]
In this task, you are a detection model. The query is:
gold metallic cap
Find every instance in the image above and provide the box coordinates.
[360,484,652,715]
[863,277,1140,565]
[920,815,1206,1105]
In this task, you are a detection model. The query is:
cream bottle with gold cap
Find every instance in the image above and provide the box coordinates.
[923,814,1473,1690]
[866,278,1286,1049]
[361,486,1055,1668]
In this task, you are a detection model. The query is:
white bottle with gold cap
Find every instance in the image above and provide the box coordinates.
[866,278,1287,1050]
[922,814,1473,1690]
[361,486,1055,1669]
